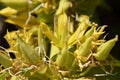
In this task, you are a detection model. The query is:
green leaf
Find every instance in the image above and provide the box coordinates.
[17,35,40,64]
[0,50,12,68]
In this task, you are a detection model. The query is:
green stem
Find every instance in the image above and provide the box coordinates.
[73,66,92,78]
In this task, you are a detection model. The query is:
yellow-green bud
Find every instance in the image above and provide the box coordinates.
[93,35,118,61]
[81,25,95,42]
[76,37,92,57]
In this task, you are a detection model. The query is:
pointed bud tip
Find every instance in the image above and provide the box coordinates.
[114,35,118,42]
